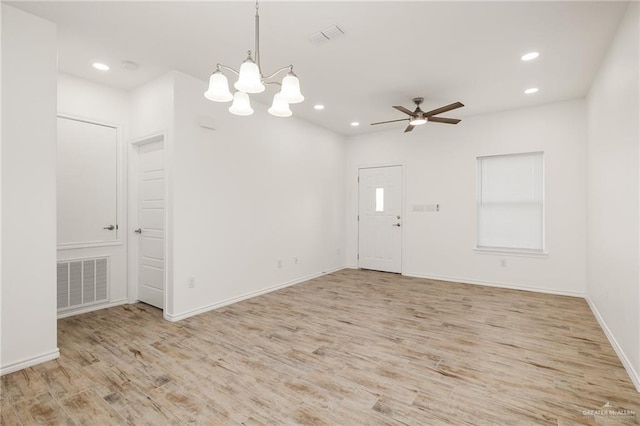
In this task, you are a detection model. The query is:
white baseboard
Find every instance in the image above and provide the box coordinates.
[1,348,60,376]
[165,266,346,322]
[585,296,640,392]
[403,272,585,298]
[57,298,129,319]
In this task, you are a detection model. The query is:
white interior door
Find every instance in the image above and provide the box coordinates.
[358,166,402,273]
[57,117,118,245]
[137,141,165,309]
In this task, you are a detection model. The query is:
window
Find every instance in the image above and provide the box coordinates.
[375,188,384,212]
[477,152,544,252]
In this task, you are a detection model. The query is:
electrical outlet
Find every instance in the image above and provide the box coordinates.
[277,260,282,269]
[500,259,507,267]
[188,277,196,288]
[294,257,298,265]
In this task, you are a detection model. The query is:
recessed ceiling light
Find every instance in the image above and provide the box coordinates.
[521,51,539,61]
[524,87,539,94]
[92,62,110,71]
[350,121,360,127]
[314,104,325,110]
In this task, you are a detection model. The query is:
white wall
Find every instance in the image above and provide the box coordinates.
[1,5,58,374]
[57,73,131,310]
[346,99,587,296]
[586,2,640,390]
[129,73,175,141]
[168,71,346,320]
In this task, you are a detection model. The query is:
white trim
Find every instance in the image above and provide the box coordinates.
[56,253,112,263]
[57,241,123,250]
[57,298,128,319]
[474,247,549,258]
[402,271,585,298]
[164,267,345,322]
[1,349,60,376]
[585,296,640,392]
[130,131,165,146]
[57,113,118,129]
[357,162,404,170]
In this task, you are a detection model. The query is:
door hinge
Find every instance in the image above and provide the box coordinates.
[357,215,359,221]
[357,176,360,183]
[357,253,359,260]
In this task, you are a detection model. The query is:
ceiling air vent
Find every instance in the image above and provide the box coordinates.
[308,25,344,45]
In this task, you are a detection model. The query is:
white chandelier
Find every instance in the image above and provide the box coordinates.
[204,1,304,117]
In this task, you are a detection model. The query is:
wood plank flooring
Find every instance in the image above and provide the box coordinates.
[2,269,638,425]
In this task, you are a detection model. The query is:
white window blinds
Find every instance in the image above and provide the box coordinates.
[477,152,544,251]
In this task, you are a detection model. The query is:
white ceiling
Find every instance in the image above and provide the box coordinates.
[9,1,629,135]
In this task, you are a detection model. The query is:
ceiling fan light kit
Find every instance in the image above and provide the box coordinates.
[204,1,304,117]
[371,97,464,133]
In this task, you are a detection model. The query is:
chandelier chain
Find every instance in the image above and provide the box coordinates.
[255,0,261,73]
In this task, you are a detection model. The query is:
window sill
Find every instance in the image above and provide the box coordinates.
[474,247,548,258]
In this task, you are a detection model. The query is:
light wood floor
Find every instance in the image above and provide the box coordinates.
[2,269,638,425]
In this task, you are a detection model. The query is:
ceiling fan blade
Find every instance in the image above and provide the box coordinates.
[428,116,461,125]
[424,102,465,117]
[404,124,415,133]
[370,118,410,126]
[393,105,416,116]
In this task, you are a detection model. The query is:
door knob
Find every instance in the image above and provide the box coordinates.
[392,223,401,227]
[134,228,142,234]
[103,225,115,230]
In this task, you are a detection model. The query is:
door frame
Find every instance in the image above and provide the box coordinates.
[128,132,169,314]
[57,114,124,250]
[357,163,405,274]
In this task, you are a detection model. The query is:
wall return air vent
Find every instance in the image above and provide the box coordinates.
[57,257,109,311]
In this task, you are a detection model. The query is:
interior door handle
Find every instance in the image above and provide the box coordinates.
[392,223,401,227]
[134,228,142,234]
[103,225,115,230]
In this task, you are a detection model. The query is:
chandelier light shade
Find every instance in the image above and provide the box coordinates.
[204,1,303,117]
[280,71,304,104]
[268,92,292,117]
[234,55,265,94]
[204,71,233,102]
[229,91,254,116]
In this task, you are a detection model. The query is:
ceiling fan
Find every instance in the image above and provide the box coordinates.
[371,97,464,133]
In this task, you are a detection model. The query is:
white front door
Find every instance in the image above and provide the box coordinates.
[358,166,402,273]
[137,141,165,309]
